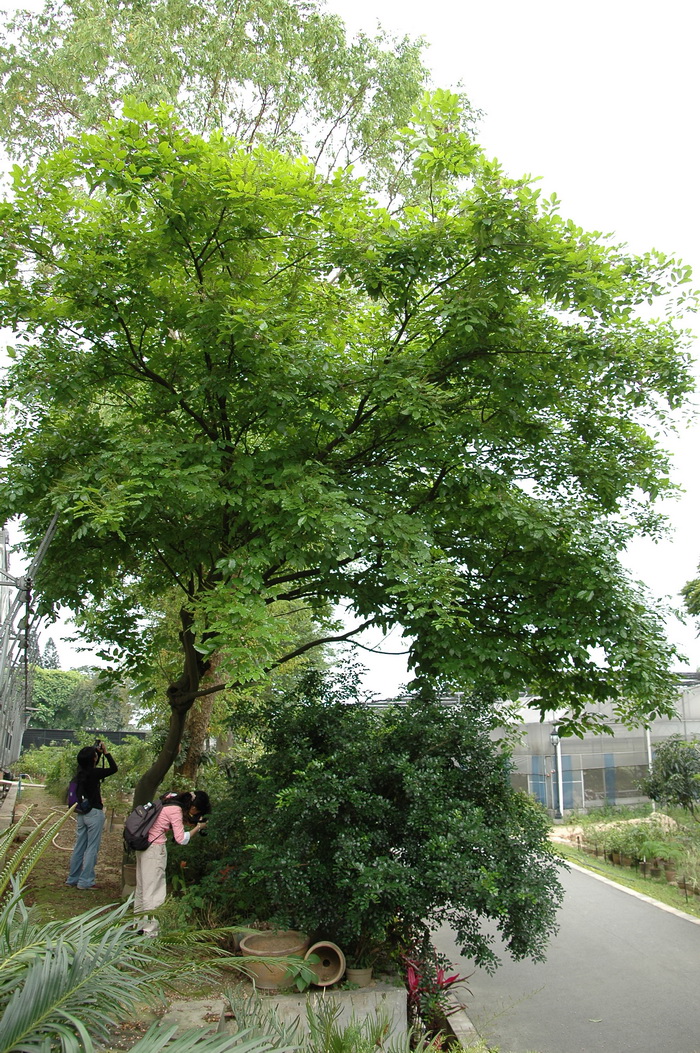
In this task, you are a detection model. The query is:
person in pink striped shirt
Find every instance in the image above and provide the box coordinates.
[134,789,211,936]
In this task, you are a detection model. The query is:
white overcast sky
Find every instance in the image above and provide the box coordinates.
[1,0,699,689]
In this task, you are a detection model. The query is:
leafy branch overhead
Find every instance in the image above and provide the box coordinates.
[0,95,695,756]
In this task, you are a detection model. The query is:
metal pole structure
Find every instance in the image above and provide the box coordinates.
[645,725,655,812]
[0,514,59,770]
[550,726,563,819]
[556,735,564,819]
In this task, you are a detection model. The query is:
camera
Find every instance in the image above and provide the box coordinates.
[195,816,209,837]
[94,739,103,750]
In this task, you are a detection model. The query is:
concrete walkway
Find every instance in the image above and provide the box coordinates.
[434,863,700,1053]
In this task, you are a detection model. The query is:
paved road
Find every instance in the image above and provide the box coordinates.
[434,864,700,1053]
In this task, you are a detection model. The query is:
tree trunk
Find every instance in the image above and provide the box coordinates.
[175,652,224,782]
[132,608,217,805]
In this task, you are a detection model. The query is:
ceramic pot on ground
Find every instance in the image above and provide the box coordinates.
[304,941,346,987]
[239,930,310,992]
[345,966,373,987]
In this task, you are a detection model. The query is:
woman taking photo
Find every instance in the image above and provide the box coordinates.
[134,789,210,936]
[66,740,118,890]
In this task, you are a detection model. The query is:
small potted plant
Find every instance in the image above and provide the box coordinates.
[344,938,377,987]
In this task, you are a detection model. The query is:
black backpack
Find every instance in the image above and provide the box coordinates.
[123,799,165,852]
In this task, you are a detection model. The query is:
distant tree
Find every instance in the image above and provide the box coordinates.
[29,668,84,727]
[29,666,135,729]
[40,637,60,669]
[0,0,434,189]
[640,736,700,820]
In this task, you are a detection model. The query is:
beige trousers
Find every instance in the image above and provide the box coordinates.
[134,842,167,936]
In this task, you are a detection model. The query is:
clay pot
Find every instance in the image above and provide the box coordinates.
[304,941,346,987]
[239,930,309,992]
[345,966,373,988]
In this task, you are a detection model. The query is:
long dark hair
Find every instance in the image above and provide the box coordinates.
[74,746,98,785]
[161,790,211,816]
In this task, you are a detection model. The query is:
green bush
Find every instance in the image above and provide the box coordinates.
[19,744,76,802]
[20,737,155,810]
[187,668,564,972]
[641,736,700,818]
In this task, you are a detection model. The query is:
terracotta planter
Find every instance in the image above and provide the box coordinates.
[239,930,309,992]
[345,966,373,988]
[304,941,346,987]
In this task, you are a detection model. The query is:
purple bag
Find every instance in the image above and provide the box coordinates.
[67,780,92,813]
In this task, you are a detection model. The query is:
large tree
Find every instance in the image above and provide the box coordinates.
[0,98,694,800]
[0,0,443,777]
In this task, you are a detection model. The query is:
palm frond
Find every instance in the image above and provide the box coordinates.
[0,809,76,900]
[0,902,169,1053]
[128,1022,296,1053]
[0,805,35,861]
[155,925,255,948]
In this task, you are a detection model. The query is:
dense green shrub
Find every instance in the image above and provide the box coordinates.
[19,744,75,802]
[640,736,700,819]
[187,668,563,972]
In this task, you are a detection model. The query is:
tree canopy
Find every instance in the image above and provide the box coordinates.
[0,0,435,187]
[0,97,694,794]
[28,665,134,729]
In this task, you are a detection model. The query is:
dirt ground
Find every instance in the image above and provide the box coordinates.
[14,784,129,918]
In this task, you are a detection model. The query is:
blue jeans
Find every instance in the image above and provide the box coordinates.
[66,808,106,888]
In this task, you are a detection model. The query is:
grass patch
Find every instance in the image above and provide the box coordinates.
[555,843,700,918]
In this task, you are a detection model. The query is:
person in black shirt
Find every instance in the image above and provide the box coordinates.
[66,741,118,890]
